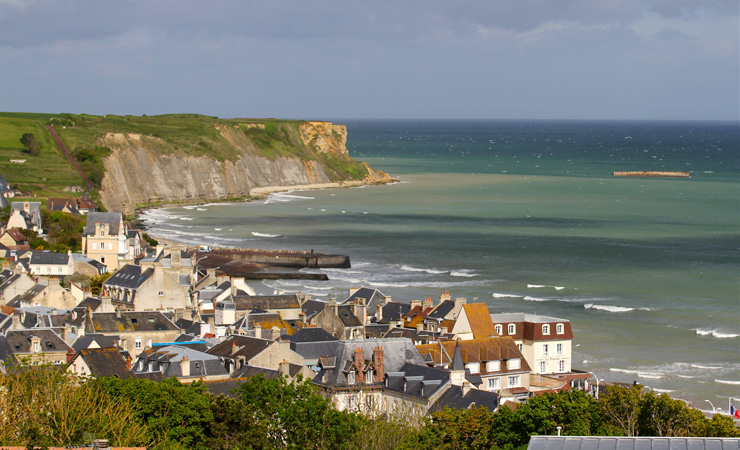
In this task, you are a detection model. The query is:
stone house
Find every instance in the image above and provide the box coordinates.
[490,313,574,375]
[206,334,304,374]
[101,257,193,311]
[132,345,229,383]
[0,228,28,249]
[311,298,365,340]
[67,347,132,378]
[84,310,181,358]
[29,251,75,276]
[0,328,74,367]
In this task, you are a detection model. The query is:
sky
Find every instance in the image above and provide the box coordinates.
[0,0,738,121]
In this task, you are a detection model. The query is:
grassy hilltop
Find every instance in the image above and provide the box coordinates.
[0,112,370,207]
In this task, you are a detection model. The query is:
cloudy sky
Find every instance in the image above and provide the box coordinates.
[1,0,737,120]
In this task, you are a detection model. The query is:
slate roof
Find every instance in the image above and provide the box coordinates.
[83,212,123,236]
[301,298,326,320]
[103,264,154,289]
[342,287,386,316]
[383,326,455,344]
[384,362,450,399]
[431,385,499,412]
[335,304,363,327]
[527,437,740,450]
[230,366,281,380]
[30,251,70,266]
[4,328,72,354]
[287,326,338,343]
[71,333,121,352]
[231,294,301,311]
[7,284,46,307]
[72,347,131,378]
[316,338,425,387]
[206,335,272,362]
[87,311,179,333]
[134,345,227,379]
[490,313,574,340]
[427,300,456,320]
[491,312,569,324]
[364,323,390,339]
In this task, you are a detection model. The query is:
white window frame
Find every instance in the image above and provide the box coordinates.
[539,361,547,373]
[508,375,520,387]
[135,338,142,350]
[347,370,356,385]
[559,360,567,372]
[541,344,549,356]
[487,360,500,372]
[542,324,550,335]
[487,377,499,390]
[365,369,374,384]
[556,323,565,334]
[556,343,563,356]
[495,324,503,335]
[508,324,516,335]
[508,358,521,370]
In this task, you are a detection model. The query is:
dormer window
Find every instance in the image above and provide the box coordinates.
[365,369,374,384]
[32,341,39,352]
[508,358,521,370]
[495,324,502,335]
[556,323,564,334]
[542,324,550,335]
[347,370,356,385]
[508,324,516,335]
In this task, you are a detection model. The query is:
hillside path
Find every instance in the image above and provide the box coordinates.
[45,125,93,193]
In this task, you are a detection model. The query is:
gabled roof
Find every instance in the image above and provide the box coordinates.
[384,362,450,398]
[342,287,386,316]
[2,228,26,244]
[527,437,740,450]
[403,305,434,328]
[462,303,498,339]
[83,212,123,236]
[375,301,411,324]
[72,347,131,378]
[134,345,227,379]
[427,300,456,320]
[71,333,120,352]
[7,284,46,307]
[30,251,70,266]
[301,298,326,320]
[87,311,179,333]
[103,264,154,289]
[335,304,362,327]
[490,313,573,340]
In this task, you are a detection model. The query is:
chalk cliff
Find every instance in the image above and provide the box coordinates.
[97,121,391,214]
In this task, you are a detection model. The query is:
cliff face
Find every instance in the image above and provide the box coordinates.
[97,121,387,214]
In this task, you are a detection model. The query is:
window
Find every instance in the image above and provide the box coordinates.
[33,341,39,352]
[348,396,357,411]
[539,361,547,373]
[487,377,499,390]
[559,360,567,372]
[556,343,563,356]
[100,242,106,250]
[146,339,152,348]
[556,323,564,334]
[542,324,550,335]
[347,371,356,385]
[366,369,374,384]
[495,324,503,335]
[365,395,374,411]
[508,324,516,335]
[158,292,164,297]
[517,343,523,351]
[135,338,142,350]
[508,375,520,387]
[466,362,480,374]
[541,344,549,356]
[487,360,501,372]
[508,358,521,370]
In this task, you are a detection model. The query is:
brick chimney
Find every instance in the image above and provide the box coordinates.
[423,297,433,309]
[353,297,366,325]
[439,290,451,303]
[373,346,384,382]
[410,299,422,309]
[354,346,364,374]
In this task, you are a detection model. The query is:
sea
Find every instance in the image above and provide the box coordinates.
[140,119,740,413]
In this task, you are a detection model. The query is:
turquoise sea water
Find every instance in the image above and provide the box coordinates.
[142,120,740,412]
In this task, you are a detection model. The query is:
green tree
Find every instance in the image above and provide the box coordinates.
[89,272,111,296]
[93,377,213,449]
[20,132,41,155]
[399,406,496,450]
[235,374,366,450]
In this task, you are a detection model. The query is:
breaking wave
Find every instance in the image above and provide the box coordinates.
[695,329,740,339]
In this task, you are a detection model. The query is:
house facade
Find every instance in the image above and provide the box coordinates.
[490,313,574,375]
[81,212,129,271]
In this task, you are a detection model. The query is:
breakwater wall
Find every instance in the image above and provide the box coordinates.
[214,249,351,269]
[613,171,690,178]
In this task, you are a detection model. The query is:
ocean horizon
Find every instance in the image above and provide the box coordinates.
[141,119,740,413]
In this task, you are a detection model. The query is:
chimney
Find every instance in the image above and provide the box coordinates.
[440,326,448,335]
[126,355,132,370]
[423,297,433,309]
[231,340,240,355]
[416,323,424,332]
[230,277,236,296]
[454,297,467,307]
[11,312,20,330]
[354,347,364,373]
[66,348,75,364]
[181,356,190,377]
[373,346,384,382]
[254,324,262,339]
[115,308,121,319]
[171,249,181,268]
[353,297,367,325]
[349,286,361,296]
[270,326,280,341]
[439,290,451,303]
[298,310,306,324]
[410,299,422,309]
[279,359,290,378]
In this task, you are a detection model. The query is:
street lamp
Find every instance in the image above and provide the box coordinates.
[587,371,602,399]
[705,400,717,414]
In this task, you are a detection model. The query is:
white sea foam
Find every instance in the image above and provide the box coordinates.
[196,208,207,211]
[653,388,674,394]
[523,296,550,302]
[214,228,222,231]
[252,232,280,238]
[690,364,722,370]
[179,217,194,221]
[715,380,740,385]
[527,284,546,288]
[695,328,740,339]
[493,293,521,298]
[610,368,664,379]
[450,270,480,277]
[527,284,565,290]
[584,303,634,313]
[401,265,446,275]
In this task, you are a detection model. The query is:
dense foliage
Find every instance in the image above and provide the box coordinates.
[19,132,41,155]
[0,367,736,450]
